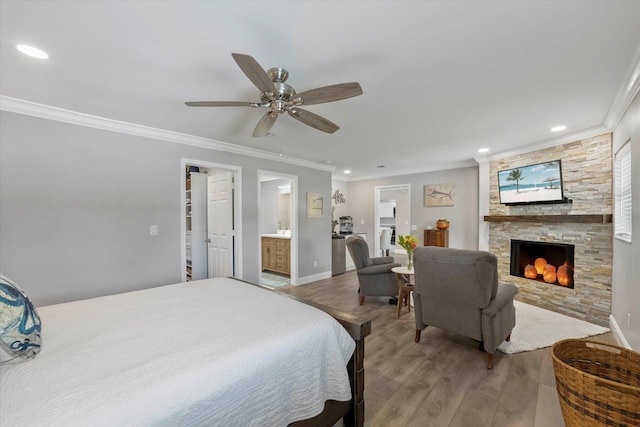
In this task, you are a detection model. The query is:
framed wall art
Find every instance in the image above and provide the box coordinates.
[306,192,324,218]
[424,183,455,207]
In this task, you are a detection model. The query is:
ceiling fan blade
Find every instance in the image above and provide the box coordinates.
[288,108,339,134]
[253,111,278,137]
[294,82,363,106]
[185,101,261,107]
[231,53,277,95]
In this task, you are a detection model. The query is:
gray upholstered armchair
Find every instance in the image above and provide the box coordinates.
[346,235,401,305]
[413,246,518,369]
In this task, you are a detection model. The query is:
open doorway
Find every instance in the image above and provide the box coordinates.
[374,184,411,260]
[181,159,242,282]
[258,171,297,288]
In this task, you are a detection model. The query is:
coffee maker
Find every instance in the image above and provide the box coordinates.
[339,216,353,234]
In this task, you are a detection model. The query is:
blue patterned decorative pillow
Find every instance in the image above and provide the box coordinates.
[0,274,41,364]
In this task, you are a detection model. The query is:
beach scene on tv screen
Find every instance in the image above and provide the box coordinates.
[498,161,562,204]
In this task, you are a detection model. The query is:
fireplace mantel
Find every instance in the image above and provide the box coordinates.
[483,214,612,224]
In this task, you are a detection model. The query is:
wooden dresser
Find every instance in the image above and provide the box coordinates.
[424,229,449,247]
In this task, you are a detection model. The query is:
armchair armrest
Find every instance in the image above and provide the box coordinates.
[481,283,518,355]
[483,283,518,318]
[371,256,395,265]
[358,263,401,275]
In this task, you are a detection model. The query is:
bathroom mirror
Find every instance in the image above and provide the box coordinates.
[277,193,290,229]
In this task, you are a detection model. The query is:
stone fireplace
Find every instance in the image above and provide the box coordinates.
[486,133,613,326]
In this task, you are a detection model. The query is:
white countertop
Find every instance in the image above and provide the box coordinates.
[261,234,291,239]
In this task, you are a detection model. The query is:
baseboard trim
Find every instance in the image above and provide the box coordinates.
[297,271,332,286]
[609,314,631,349]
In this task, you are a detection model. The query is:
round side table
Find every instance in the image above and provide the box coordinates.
[391,266,414,319]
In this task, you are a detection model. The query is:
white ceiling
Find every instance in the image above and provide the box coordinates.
[2,1,639,180]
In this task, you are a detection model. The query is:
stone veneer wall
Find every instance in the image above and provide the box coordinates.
[488,133,612,326]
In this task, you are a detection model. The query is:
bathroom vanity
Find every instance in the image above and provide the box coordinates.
[261,234,291,276]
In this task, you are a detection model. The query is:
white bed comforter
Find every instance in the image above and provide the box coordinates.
[0,278,356,426]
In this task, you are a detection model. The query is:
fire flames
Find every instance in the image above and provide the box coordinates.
[534,258,547,275]
[524,264,537,279]
[557,263,573,286]
[523,258,573,287]
[543,264,557,283]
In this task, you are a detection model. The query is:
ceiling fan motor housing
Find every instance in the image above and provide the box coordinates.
[261,68,296,106]
[267,67,289,83]
[260,82,296,105]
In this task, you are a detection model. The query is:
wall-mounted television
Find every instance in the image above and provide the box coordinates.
[498,160,564,205]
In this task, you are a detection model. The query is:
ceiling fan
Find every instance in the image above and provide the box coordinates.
[185,53,363,137]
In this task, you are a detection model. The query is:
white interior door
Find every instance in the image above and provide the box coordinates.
[207,172,234,277]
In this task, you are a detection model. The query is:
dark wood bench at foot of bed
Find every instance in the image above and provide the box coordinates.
[278,291,371,427]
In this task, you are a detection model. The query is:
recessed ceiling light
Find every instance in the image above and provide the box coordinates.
[343,170,351,174]
[16,44,49,59]
[376,165,387,168]
[478,148,489,153]
[550,125,567,132]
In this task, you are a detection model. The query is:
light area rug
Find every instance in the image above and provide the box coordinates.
[497,301,609,354]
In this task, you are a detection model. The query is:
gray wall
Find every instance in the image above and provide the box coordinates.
[345,167,479,250]
[0,111,331,305]
[611,90,640,350]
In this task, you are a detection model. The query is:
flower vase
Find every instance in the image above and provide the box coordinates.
[407,251,413,270]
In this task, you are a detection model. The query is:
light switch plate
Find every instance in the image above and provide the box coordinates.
[150,225,158,236]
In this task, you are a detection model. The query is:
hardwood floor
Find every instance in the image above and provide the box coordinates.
[278,270,616,427]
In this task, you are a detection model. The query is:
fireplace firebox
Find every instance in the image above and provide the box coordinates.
[510,240,575,288]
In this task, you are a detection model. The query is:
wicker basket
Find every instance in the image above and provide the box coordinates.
[551,339,640,426]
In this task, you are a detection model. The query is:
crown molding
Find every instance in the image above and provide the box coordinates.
[486,124,610,162]
[331,174,350,182]
[604,44,640,130]
[337,159,478,182]
[0,96,336,173]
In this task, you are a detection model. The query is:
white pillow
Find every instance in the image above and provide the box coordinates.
[0,274,42,364]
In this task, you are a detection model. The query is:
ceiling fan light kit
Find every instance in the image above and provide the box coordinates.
[186,53,363,137]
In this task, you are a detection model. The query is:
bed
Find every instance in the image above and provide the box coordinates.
[0,277,370,426]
